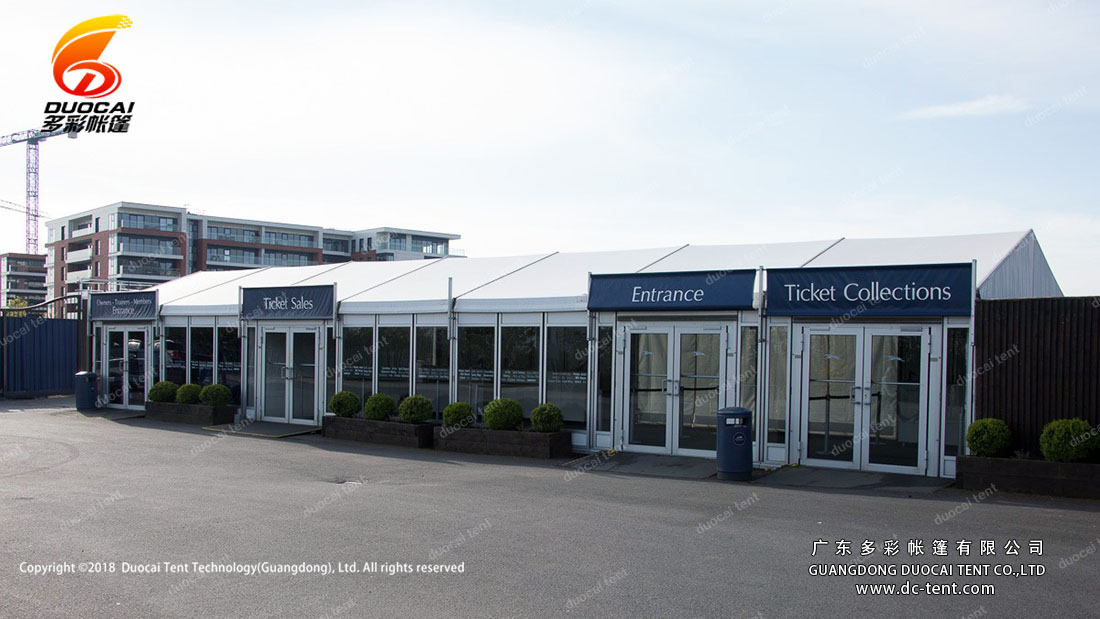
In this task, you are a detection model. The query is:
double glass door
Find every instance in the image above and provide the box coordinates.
[260,328,320,425]
[801,326,929,474]
[105,327,148,408]
[625,325,727,456]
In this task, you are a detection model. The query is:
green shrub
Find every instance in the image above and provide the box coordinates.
[200,384,232,407]
[148,381,178,403]
[329,390,361,418]
[442,401,475,427]
[363,393,396,421]
[398,395,434,424]
[966,418,1012,457]
[175,383,202,405]
[483,398,523,431]
[530,403,564,432]
[1039,419,1100,463]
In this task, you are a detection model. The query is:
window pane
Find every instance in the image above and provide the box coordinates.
[597,326,613,432]
[189,327,214,386]
[739,326,758,435]
[217,327,241,405]
[165,327,187,385]
[767,326,788,444]
[415,326,449,416]
[458,327,494,416]
[944,328,969,457]
[377,327,410,405]
[546,327,587,430]
[342,327,374,405]
[501,326,540,415]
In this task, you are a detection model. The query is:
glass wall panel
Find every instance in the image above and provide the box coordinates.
[458,326,494,416]
[597,326,613,432]
[189,327,214,386]
[107,330,124,405]
[943,328,969,457]
[546,327,587,430]
[415,326,449,416]
[767,326,789,444]
[127,331,146,406]
[164,326,187,385]
[342,327,374,405]
[739,326,758,435]
[217,327,241,405]
[326,327,336,412]
[246,326,256,408]
[500,326,540,415]
[377,327,411,406]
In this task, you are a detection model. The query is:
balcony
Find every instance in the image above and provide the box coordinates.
[65,268,91,284]
[6,264,46,275]
[70,225,94,239]
[67,247,93,263]
[116,264,180,279]
[116,240,183,258]
[207,253,260,267]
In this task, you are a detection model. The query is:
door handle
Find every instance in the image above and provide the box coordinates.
[664,379,675,395]
[849,385,862,404]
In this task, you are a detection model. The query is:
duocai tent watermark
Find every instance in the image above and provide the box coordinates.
[933,484,997,525]
[696,492,761,533]
[563,449,616,481]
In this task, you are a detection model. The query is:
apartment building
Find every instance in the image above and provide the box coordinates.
[45,201,461,306]
[0,253,48,308]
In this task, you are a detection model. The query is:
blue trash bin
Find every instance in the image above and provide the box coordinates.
[74,371,98,410]
[716,407,753,481]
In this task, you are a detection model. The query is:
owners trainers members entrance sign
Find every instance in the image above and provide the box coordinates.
[765,263,973,316]
[587,270,756,311]
[241,285,336,321]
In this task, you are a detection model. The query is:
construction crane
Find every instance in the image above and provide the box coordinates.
[0,128,77,254]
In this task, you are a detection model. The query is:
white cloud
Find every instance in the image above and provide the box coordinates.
[900,95,1030,119]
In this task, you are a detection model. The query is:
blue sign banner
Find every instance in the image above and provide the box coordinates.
[241,285,335,320]
[89,291,158,321]
[588,270,756,312]
[766,263,973,316]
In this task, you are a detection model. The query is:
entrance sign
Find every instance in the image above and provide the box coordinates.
[241,285,335,321]
[766,263,973,316]
[89,291,157,321]
[587,270,755,312]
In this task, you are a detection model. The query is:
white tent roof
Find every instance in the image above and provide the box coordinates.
[148,230,1059,317]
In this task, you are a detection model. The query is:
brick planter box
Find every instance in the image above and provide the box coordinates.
[145,401,237,426]
[434,426,573,459]
[956,456,1100,499]
[322,416,434,449]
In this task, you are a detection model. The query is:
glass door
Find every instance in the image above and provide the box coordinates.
[861,328,928,474]
[802,329,862,468]
[623,325,727,456]
[104,327,149,408]
[626,329,673,453]
[799,326,929,474]
[260,328,320,425]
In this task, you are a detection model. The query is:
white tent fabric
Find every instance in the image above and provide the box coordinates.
[147,230,1059,317]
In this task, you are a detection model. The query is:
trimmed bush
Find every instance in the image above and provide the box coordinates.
[530,403,564,432]
[398,395,435,424]
[329,390,361,418]
[966,418,1012,458]
[483,398,523,431]
[363,393,396,421]
[148,381,178,403]
[200,384,232,407]
[175,383,202,405]
[442,401,475,427]
[1040,419,1100,463]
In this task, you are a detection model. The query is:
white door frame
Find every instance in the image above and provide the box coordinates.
[258,325,322,425]
[620,322,729,457]
[797,324,931,475]
[102,325,151,410]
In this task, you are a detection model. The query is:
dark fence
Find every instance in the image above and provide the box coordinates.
[974,297,1100,455]
[0,316,82,397]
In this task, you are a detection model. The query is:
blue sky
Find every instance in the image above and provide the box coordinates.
[1,0,1097,293]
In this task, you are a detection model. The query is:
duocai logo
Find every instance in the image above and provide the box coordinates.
[52,15,132,98]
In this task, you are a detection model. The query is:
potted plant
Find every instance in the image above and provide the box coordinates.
[956,417,1100,499]
[145,381,237,425]
[322,392,435,448]
[434,398,573,459]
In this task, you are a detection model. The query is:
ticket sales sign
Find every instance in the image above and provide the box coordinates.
[766,263,973,316]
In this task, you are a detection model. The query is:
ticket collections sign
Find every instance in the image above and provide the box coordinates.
[766,263,973,316]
